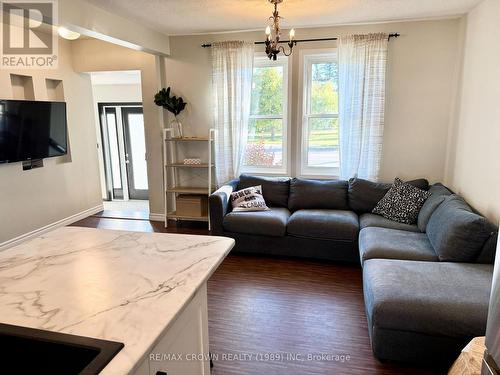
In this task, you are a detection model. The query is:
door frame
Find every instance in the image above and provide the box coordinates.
[97,102,144,201]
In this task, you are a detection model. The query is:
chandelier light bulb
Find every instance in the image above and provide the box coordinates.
[264,0,296,60]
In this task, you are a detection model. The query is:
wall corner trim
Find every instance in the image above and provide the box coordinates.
[0,204,104,252]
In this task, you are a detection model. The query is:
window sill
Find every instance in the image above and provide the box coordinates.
[298,174,341,180]
[240,168,288,177]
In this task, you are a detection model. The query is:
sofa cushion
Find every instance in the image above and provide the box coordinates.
[417,183,452,232]
[223,207,290,237]
[287,209,358,241]
[288,178,349,212]
[363,259,493,338]
[348,178,429,213]
[372,178,431,225]
[359,213,420,233]
[359,227,437,264]
[239,174,290,208]
[426,195,496,262]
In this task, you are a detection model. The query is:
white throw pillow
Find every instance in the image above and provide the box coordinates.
[231,185,269,212]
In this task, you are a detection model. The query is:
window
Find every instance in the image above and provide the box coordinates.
[301,51,339,176]
[243,56,288,174]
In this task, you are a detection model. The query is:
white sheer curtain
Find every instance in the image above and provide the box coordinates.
[338,33,389,181]
[212,41,254,185]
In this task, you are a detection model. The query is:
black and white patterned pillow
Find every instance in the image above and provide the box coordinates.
[231,185,269,212]
[372,178,431,224]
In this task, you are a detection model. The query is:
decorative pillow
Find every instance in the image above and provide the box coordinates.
[372,178,431,224]
[231,185,269,212]
[348,177,429,213]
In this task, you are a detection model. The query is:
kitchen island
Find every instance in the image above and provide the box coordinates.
[0,227,235,374]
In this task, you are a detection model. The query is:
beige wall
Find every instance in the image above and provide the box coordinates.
[445,0,500,222]
[166,18,462,183]
[92,83,142,103]
[0,38,102,245]
[72,39,165,216]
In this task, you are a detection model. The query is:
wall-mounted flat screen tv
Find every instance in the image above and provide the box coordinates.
[0,100,68,164]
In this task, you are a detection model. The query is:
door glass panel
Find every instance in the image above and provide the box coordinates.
[106,111,122,189]
[127,113,148,190]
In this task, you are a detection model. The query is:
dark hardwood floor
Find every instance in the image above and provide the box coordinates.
[71,215,446,375]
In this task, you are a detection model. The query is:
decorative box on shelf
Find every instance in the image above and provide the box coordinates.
[176,195,208,218]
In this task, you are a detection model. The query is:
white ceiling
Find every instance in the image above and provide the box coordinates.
[82,0,482,35]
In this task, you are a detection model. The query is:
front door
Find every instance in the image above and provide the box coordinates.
[122,107,149,200]
[99,103,149,201]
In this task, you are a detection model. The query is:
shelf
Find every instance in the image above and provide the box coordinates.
[165,163,214,168]
[165,137,209,142]
[167,211,209,222]
[166,187,214,194]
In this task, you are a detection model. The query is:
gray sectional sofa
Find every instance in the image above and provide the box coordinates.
[209,174,498,364]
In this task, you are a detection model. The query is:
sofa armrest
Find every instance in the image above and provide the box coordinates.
[209,179,239,235]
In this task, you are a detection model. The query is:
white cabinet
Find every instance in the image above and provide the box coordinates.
[133,284,210,375]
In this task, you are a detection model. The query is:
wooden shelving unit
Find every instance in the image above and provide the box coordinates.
[163,128,216,229]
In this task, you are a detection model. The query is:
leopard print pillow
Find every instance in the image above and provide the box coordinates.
[372,178,431,225]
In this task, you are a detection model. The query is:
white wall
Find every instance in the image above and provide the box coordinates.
[445,0,500,222]
[0,38,102,245]
[92,83,142,103]
[166,18,462,183]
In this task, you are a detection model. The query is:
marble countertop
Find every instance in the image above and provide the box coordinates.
[0,227,235,374]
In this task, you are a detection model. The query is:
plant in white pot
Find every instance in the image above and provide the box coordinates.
[154,87,187,138]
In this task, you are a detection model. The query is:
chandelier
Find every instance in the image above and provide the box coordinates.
[264,0,296,60]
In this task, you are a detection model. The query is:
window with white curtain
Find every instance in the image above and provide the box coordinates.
[300,50,340,177]
[243,55,288,174]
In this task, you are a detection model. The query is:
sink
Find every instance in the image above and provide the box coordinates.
[0,323,124,374]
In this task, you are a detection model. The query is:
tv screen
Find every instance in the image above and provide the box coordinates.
[0,100,68,163]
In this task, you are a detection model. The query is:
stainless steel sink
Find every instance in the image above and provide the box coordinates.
[0,323,124,374]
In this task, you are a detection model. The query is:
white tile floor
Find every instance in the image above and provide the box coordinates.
[98,200,150,220]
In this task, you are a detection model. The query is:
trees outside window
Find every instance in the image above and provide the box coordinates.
[301,52,340,176]
[244,56,288,173]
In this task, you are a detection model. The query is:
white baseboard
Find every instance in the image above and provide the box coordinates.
[0,204,104,251]
[149,213,164,222]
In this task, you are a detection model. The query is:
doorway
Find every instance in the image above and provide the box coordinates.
[90,70,149,220]
[99,103,149,201]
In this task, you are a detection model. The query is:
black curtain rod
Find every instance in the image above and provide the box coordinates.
[201,33,400,48]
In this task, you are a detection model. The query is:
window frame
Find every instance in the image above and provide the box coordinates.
[299,49,340,178]
[242,54,290,175]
